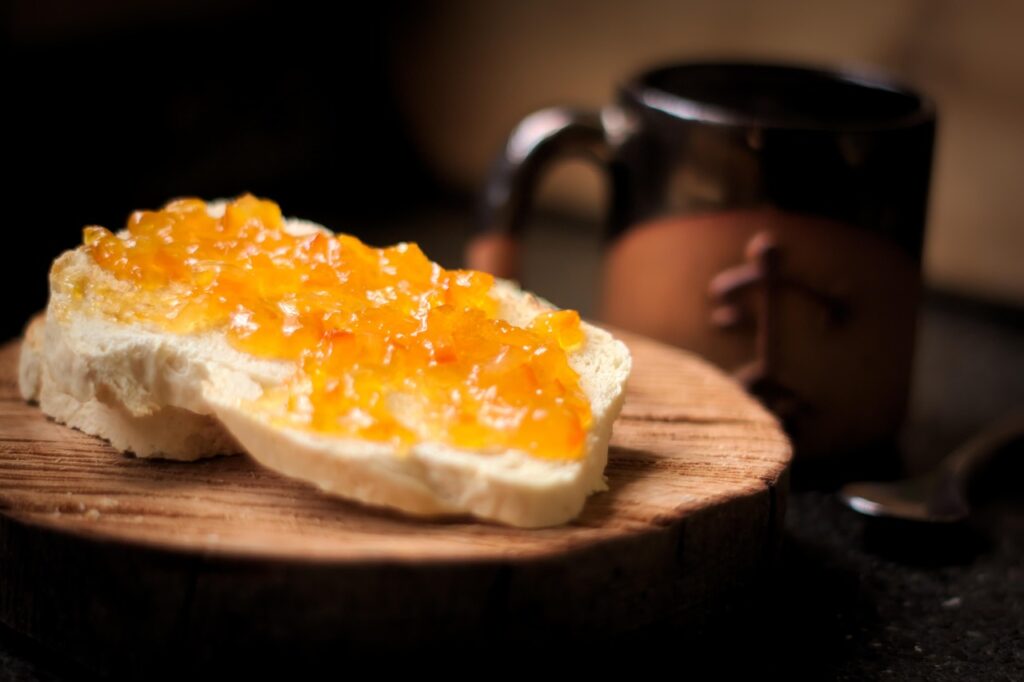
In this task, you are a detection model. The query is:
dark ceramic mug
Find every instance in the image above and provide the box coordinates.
[470,61,936,461]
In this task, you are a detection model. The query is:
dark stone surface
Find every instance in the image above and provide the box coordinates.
[756,493,1024,680]
[688,291,1024,679]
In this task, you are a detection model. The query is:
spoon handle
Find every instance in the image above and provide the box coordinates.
[932,409,1024,514]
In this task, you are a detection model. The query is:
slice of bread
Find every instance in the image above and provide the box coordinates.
[19,203,632,527]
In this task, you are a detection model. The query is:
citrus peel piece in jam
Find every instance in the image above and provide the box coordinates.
[71,195,592,460]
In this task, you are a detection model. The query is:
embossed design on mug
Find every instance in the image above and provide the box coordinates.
[709,230,850,425]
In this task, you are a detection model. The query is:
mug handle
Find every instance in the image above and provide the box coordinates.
[468,107,610,280]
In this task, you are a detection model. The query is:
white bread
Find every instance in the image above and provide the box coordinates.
[19,204,632,527]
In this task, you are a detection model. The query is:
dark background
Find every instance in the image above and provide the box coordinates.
[3,1,443,341]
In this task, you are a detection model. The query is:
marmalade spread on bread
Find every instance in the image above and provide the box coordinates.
[66,195,591,459]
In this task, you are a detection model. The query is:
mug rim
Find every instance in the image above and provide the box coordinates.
[621,60,936,133]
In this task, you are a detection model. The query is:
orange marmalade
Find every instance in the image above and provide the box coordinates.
[74,195,591,459]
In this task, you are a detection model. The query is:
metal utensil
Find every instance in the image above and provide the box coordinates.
[839,410,1024,523]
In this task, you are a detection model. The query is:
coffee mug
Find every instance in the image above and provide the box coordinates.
[470,61,936,461]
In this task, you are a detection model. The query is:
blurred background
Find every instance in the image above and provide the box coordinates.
[4,0,1024,343]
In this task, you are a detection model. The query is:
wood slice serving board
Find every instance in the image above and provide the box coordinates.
[0,329,790,672]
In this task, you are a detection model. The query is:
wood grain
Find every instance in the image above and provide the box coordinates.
[0,330,790,671]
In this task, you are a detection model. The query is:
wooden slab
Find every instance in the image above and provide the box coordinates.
[0,330,790,672]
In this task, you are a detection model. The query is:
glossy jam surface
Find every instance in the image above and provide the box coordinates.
[74,195,591,459]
